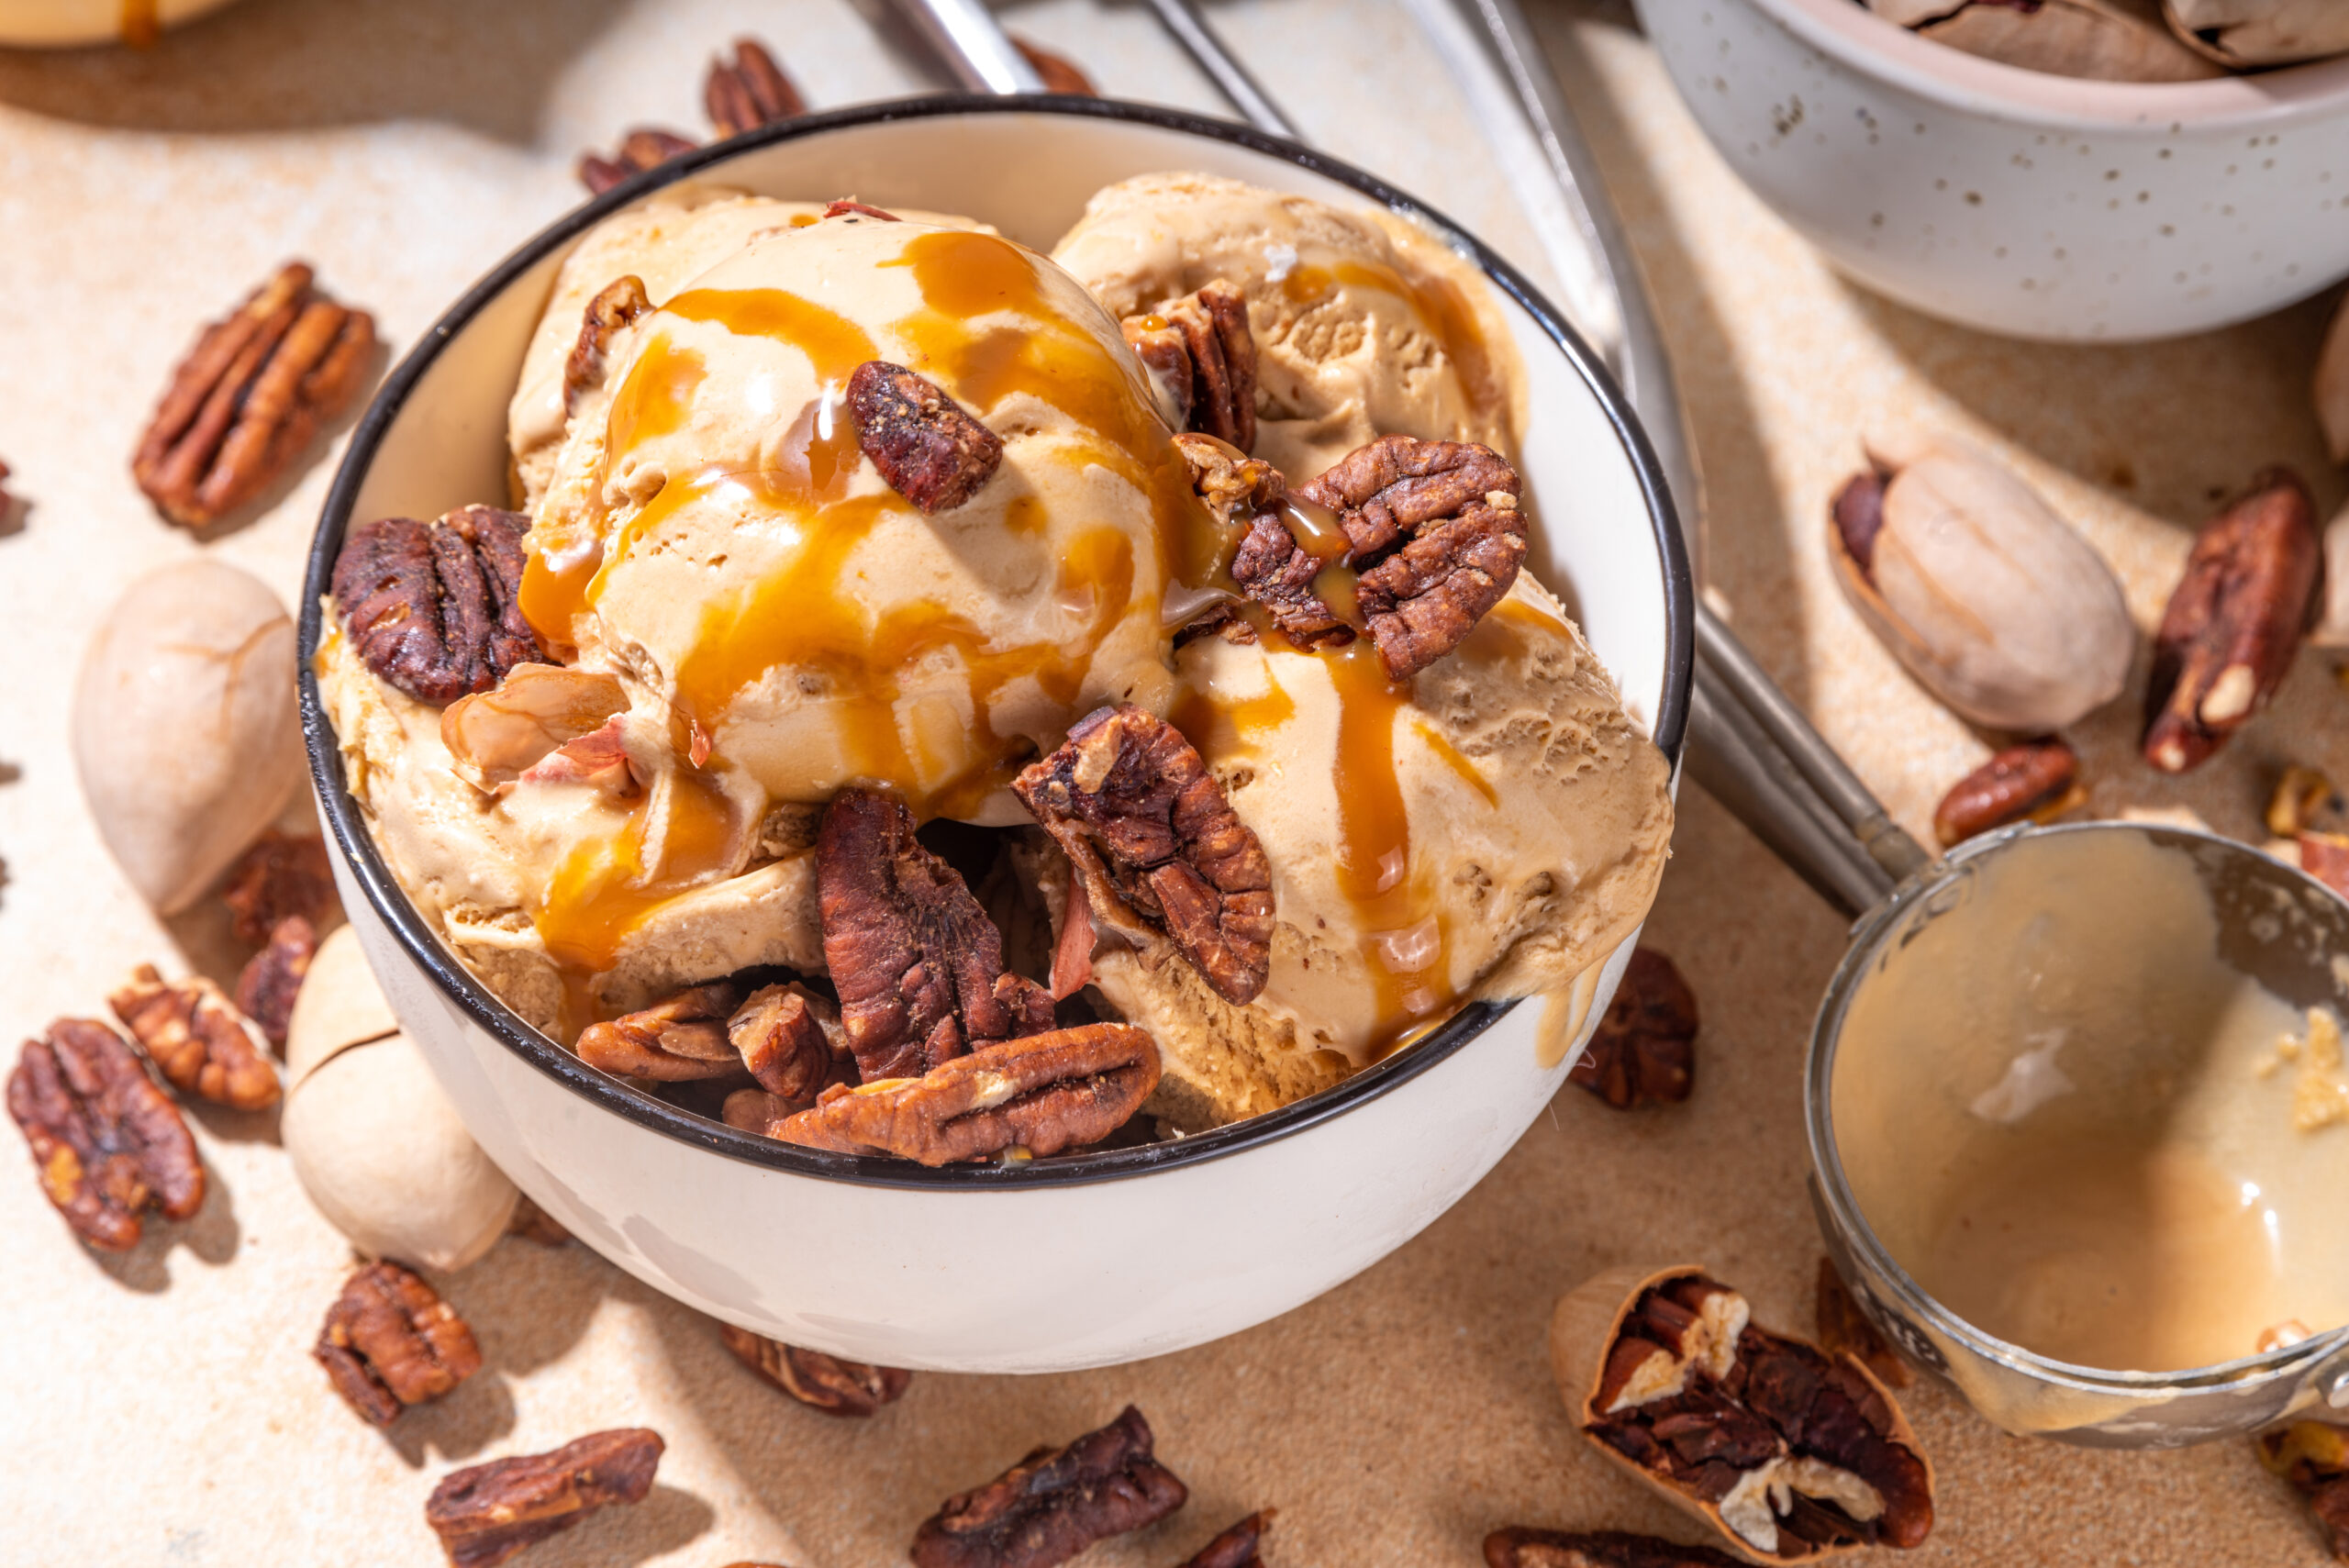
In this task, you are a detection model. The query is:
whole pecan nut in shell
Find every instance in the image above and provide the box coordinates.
[235,915,319,1051]
[2143,468,2322,773]
[719,1322,911,1417]
[1485,1528,1749,1568]
[705,37,805,138]
[1568,948,1697,1111]
[1123,280,1256,451]
[132,261,377,529]
[846,361,1005,514]
[1014,704,1275,1006]
[219,828,336,944]
[332,505,545,704]
[109,964,281,1110]
[315,1260,483,1427]
[911,1405,1188,1568]
[577,128,697,195]
[427,1429,664,1568]
[6,1019,204,1250]
[1931,738,2083,848]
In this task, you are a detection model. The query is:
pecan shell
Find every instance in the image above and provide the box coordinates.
[109,964,281,1110]
[1174,1512,1273,1568]
[235,915,318,1050]
[845,361,1004,514]
[2143,468,2322,773]
[704,37,804,138]
[132,261,377,529]
[1568,949,1696,1111]
[427,1429,664,1568]
[219,828,336,944]
[577,128,696,195]
[719,1323,911,1417]
[1931,738,2082,848]
[1485,1529,1748,1568]
[1014,704,1275,1006]
[7,1019,203,1250]
[332,506,544,704]
[575,982,744,1083]
[911,1405,1188,1568]
[774,1023,1159,1166]
[1124,280,1255,450]
[316,1261,482,1427]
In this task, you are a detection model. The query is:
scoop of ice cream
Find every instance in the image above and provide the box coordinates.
[1051,172,1520,481]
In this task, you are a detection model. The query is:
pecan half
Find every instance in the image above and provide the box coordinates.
[427,1429,664,1568]
[719,1323,910,1417]
[911,1405,1187,1568]
[1174,1513,1273,1568]
[817,789,1053,1082]
[1568,949,1696,1111]
[1014,36,1098,95]
[1230,511,1356,651]
[1814,1258,1910,1390]
[2144,468,2323,773]
[220,828,336,944]
[1829,467,1887,573]
[1014,705,1275,1006]
[1486,1529,1747,1568]
[578,128,697,195]
[575,982,743,1082]
[845,361,1004,514]
[704,37,804,139]
[1123,281,1255,450]
[1930,738,2083,848]
[109,964,281,1110]
[775,1023,1159,1165]
[2256,1421,2349,1562]
[236,915,318,1050]
[132,261,377,529]
[562,275,652,417]
[729,982,841,1100]
[315,1261,482,1427]
[7,1019,203,1250]
[1296,436,1527,680]
[332,506,545,704]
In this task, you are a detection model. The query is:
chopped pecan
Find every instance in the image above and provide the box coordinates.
[1124,281,1255,450]
[1297,436,1527,680]
[2303,833,2349,902]
[576,982,744,1082]
[1814,1259,1910,1390]
[1485,1529,1747,1568]
[578,128,697,195]
[2256,1421,2349,1561]
[132,261,377,529]
[719,1323,910,1417]
[775,1023,1158,1165]
[1568,949,1696,1111]
[704,37,804,138]
[332,506,545,704]
[2144,468,2323,773]
[2270,765,2348,839]
[562,275,652,417]
[1013,36,1098,95]
[7,1019,204,1250]
[845,361,1004,514]
[109,964,281,1110]
[235,915,318,1050]
[817,789,1053,1082]
[427,1429,664,1568]
[315,1261,482,1427]
[507,1194,572,1246]
[911,1405,1187,1568]
[1173,1513,1273,1568]
[1931,738,2082,848]
[1174,432,1283,529]
[220,828,336,944]
[729,982,841,1100]
[1014,705,1275,1006]
[824,199,901,222]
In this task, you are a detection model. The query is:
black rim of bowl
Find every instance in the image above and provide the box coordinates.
[299,93,1697,1191]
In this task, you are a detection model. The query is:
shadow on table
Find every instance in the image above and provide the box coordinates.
[518,1485,717,1568]
[0,0,626,140]
[87,1150,240,1291]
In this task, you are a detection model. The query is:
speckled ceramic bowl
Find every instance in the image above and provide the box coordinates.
[1637,0,2349,341]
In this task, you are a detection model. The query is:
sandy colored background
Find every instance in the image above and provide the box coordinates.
[1,0,2343,1562]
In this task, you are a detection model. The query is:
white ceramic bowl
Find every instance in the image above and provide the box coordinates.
[301,98,1692,1373]
[1637,0,2349,341]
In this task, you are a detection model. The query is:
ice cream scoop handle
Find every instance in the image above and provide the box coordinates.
[881,0,1045,93]
[1137,0,1304,140]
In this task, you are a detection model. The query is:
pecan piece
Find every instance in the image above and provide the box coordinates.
[729,982,841,1100]
[911,1405,1187,1568]
[2257,1421,2349,1562]
[1014,36,1098,95]
[427,1429,664,1568]
[704,37,804,138]
[817,789,1053,1082]
[1569,949,1696,1111]
[719,1323,910,1417]
[132,261,377,529]
[332,506,545,704]
[1230,512,1356,651]
[575,982,743,1082]
[2269,765,2348,840]
[507,1194,572,1247]
[7,1019,203,1250]
[1174,432,1283,530]
[315,1261,483,1427]
[1124,280,1255,450]
[1173,1513,1273,1568]
[235,915,318,1050]
[1814,1258,1910,1390]
[1931,738,2083,848]
[2303,833,2349,902]
[577,128,697,195]
[1014,705,1275,1006]
[1485,1529,1748,1568]
[824,199,901,222]
[219,828,337,944]
[1296,436,1527,680]
[775,1023,1159,1165]
[110,964,281,1110]
[845,361,1004,514]
[2144,468,2323,773]
[562,275,652,417]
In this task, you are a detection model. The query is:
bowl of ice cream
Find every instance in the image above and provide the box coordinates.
[302,96,1690,1373]
[1636,0,2349,341]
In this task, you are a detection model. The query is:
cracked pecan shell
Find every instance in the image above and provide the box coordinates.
[846,361,1004,514]
[110,964,281,1110]
[705,37,804,138]
[132,261,377,529]
[1123,280,1255,450]
[316,1260,482,1427]
[911,1405,1187,1568]
[1568,949,1696,1112]
[235,915,318,1051]
[720,1323,911,1417]
[1014,705,1275,1006]
[578,128,697,195]
[427,1429,664,1568]
[7,1019,203,1250]
[1485,1529,1748,1568]
[332,505,544,704]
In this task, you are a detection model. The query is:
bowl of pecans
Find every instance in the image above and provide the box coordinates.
[300,96,1692,1373]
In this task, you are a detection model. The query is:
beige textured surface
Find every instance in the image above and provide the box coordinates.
[0,0,2343,1563]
